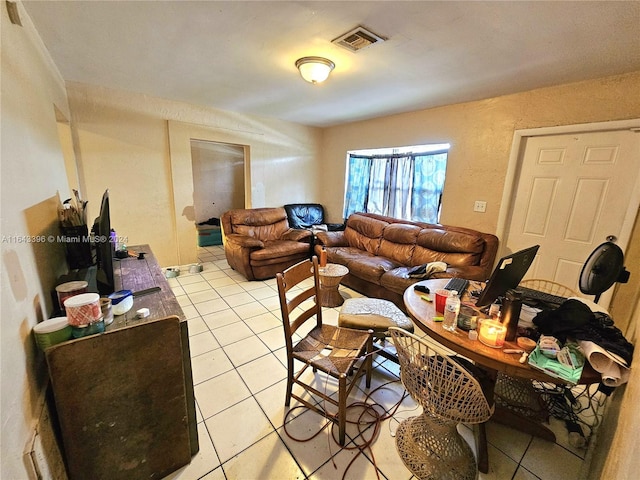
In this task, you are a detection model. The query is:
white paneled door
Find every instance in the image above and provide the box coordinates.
[504,129,640,307]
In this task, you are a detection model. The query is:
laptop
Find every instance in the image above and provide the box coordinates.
[474,245,540,307]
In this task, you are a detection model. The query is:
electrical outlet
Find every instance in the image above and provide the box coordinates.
[473,201,487,213]
[30,430,52,479]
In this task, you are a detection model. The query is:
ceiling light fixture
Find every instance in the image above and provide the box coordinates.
[295,56,335,84]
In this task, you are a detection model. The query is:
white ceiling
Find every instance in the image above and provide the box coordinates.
[21,1,640,128]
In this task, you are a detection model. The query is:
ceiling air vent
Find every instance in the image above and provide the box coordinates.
[332,26,386,52]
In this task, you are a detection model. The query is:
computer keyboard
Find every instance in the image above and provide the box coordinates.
[518,286,567,307]
[444,277,469,294]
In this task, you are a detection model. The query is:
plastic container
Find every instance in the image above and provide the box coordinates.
[71,319,105,339]
[32,317,72,351]
[55,281,88,311]
[457,304,478,331]
[100,297,113,326]
[64,293,101,326]
[109,290,134,316]
[442,290,460,332]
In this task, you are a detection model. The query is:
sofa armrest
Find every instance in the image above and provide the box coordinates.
[225,233,264,249]
[314,230,348,247]
[282,229,313,242]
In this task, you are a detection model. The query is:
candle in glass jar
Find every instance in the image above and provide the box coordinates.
[478,319,507,348]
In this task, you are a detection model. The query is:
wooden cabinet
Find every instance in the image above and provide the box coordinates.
[46,245,198,480]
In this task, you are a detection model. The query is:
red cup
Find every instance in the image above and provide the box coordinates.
[434,289,450,315]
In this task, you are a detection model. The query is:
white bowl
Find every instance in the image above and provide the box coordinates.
[109,290,134,316]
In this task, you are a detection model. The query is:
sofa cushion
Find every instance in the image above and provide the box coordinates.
[412,229,484,267]
[230,208,289,241]
[328,247,401,284]
[378,224,421,265]
[250,240,310,264]
[343,214,387,255]
[380,267,422,295]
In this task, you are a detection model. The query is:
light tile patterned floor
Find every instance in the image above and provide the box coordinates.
[163,245,601,480]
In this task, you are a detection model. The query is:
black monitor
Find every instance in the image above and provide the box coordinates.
[475,245,540,307]
[93,189,115,295]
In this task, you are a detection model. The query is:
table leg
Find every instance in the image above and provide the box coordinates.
[475,422,489,474]
[491,404,556,441]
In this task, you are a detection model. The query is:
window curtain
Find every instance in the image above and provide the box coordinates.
[344,151,447,223]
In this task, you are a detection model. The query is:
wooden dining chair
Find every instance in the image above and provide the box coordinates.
[389,327,494,480]
[276,256,373,445]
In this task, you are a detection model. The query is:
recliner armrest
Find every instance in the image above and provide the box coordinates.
[282,229,313,242]
[225,233,264,249]
[314,230,348,247]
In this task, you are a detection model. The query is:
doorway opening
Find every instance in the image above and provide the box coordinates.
[191,140,245,252]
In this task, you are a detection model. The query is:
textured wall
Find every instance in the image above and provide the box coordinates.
[321,71,640,231]
[1,4,72,478]
[67,84,323,266]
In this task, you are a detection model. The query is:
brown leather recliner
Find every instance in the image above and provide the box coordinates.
[221,207,313,280]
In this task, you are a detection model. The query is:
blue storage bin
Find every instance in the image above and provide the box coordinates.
[197,226,222,246]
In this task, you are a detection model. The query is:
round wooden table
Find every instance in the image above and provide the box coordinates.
[403,278,601,473]
[317,263,349,307]
[404,279,600,383]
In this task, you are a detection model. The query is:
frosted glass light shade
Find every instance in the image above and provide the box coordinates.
[295,57,335,84]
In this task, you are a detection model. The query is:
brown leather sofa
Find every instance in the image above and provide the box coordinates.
[221,207,313,280]
[314,212,499,309]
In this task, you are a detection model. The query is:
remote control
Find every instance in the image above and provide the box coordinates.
[414,284,430,294]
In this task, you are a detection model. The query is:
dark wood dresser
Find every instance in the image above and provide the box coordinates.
[45,245,198,480]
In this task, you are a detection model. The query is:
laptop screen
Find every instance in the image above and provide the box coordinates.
[475,245,540,307]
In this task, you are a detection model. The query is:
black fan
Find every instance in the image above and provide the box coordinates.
[579,239,630,303]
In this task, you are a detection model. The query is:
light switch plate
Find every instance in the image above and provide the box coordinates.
[474,201,487,213]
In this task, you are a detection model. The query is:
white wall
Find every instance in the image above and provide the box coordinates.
[1,3,73,478]
[67,84,323,266]
[191,141,244,223]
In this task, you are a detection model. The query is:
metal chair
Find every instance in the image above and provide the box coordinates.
[276,256,373,445]
[389,327,493,480]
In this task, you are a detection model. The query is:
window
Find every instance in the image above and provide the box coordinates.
[343,143,449,223]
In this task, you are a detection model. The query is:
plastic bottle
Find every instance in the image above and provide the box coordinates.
[443,290,461,332]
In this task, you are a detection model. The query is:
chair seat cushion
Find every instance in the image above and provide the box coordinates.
[292,325,369,377]
[339,298,414,333]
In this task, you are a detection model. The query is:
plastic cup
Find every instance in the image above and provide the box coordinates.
[434,289,450,314]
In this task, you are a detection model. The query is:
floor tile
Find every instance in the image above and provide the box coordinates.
[212,321,255,346]
[166,247,595,480]
[194,369,251,420]
[164,421,220,480]
[221,430,305,480]
[519,437,584,480]
[223,335,271,368]
[205,396,274,463]
[235,352,288,394]
[188,289,221,305]
[189,331,221,357]
[202,308,242,330]
[195,298,230,316]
